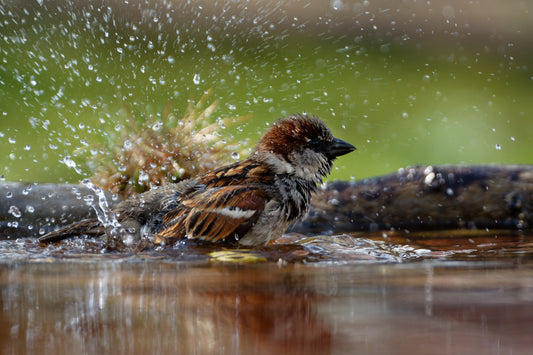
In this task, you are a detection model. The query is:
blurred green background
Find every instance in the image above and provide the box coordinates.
[1,0,532,183]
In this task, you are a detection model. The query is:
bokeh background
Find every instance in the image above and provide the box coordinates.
[1,0,532,183]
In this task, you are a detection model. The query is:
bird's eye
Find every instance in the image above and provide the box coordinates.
[308,138,322,148]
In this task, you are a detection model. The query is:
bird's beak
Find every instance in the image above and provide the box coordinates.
[326,137,356,158]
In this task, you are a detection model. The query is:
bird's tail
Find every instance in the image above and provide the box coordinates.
[38,219,105,243]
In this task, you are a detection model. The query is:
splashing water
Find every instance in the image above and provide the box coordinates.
[81,179,132,250]
[61,155,83,175]
[59,154,131,249]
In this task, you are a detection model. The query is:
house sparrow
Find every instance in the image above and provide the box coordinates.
[39,114,355,247]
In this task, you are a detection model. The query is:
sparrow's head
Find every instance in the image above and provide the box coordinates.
[253,114,356,182]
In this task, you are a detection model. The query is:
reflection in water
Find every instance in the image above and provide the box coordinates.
[0,262,332,354]
[1,260,533,354]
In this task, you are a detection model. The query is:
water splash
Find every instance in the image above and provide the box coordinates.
[81,179,131,250]
[61,155,83,175]
[59,154,130,249]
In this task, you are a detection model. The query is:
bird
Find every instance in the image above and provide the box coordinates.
[39,114,356,247]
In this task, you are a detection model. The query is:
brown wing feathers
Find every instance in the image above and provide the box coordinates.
[156,186,266,243]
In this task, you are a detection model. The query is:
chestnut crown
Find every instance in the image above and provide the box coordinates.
[252,114,355,180]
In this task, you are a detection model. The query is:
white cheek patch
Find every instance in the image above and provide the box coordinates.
[210,207,256,219]
[289,149,328,180]
[261,149,328,182]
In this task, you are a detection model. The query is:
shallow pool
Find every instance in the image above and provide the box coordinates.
[1,231,532,354]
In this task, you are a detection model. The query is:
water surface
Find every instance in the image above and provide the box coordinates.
[1,231,532,354]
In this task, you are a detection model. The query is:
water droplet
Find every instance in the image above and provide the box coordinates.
[8,137,16,144]
[193,73,200,85]
[123,234,135,246]
[424,172,435,185]
[139,171,149,182]
[495,144,501,151]
[26,205,35,213]
[152,121,163,131]
[9,205,22,218]
[402,112,409,119]
[62,155,83,175]
[442,5,455,19]
[22,185,32,195]
[231,152,240,160]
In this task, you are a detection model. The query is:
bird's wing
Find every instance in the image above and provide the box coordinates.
[155,185,267,243]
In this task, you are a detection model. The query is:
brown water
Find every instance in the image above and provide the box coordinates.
[1,231,533,354]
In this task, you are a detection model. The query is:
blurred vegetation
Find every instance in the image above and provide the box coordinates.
[0,1,532,184]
